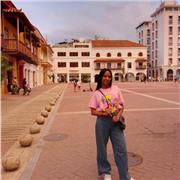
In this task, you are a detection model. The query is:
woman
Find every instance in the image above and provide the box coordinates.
[89,68,134,180]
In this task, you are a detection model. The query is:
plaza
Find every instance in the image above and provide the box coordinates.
[1,81,180,180]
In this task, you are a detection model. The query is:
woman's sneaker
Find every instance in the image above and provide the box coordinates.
[104,174,112,180]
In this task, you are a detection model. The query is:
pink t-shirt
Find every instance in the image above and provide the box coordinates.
[89,85,124,112]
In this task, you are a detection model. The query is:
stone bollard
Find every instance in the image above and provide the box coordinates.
[36,115,45,124]
[29,123,40,134]
[19,134,33,147]
[45,105,52,112]
[41,110,48,118]
[49,101,55,106]
[2,154,20,171]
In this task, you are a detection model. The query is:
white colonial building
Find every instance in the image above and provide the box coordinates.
[52,40,147,83]
[136,0,180,81]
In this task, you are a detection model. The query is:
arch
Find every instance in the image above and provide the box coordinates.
[136,72,146,81]
[125,73,135,82]
[117,52,121,57]
[167,69,173,81]
[138,52,143,56]
[114,73,123,82]
[96,53,100,57]
[176,69,180,76]
[127,52,132,57]
[107,53,111,57]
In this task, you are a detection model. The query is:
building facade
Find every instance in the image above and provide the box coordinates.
[1,1,53,95]
[52,40,147,83]
[136,0,180,81]
[136,21,151,78]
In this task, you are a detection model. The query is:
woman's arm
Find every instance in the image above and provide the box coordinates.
[90,108,111,117]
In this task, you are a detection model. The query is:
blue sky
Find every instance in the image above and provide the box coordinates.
[12,0,178,45]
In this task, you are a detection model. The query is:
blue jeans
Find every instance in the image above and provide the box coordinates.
[95,116,130,180]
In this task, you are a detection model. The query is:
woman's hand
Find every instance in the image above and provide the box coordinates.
[112,115,120,122]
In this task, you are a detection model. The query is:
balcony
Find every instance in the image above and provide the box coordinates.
[136,65,146,70]
[2,39,38,64]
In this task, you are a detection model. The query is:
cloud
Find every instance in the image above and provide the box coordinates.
[13,1,160,44]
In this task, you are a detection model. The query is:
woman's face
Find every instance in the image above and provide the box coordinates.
[102,71,112,88]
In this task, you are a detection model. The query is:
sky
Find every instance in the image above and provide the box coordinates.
[11,0,179,45]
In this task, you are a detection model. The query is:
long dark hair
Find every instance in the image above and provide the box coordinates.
[96,68,112,90]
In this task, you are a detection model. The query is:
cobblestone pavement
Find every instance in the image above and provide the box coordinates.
[1,82,180,180]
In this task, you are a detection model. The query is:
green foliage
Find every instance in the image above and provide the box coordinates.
[81,74,90,83]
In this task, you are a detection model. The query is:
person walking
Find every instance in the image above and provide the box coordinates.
[89,68,134,180]
[22,78,27,96]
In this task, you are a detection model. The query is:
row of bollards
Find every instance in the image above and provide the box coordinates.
[2,94,61,172]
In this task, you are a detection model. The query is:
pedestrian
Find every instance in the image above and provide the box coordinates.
[11,77,19,94]
[89,68,134,180]
[77,81,81,90]
[73,80,77,92]
[22,78,27,95]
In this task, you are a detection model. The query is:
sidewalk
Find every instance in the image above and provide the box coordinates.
[1,83,66,156]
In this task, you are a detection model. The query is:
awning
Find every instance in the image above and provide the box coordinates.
[94,58,125,63]
[135,58,147,62]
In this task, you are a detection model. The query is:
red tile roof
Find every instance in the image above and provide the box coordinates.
[92,40,146,48]
[94,58,125,63]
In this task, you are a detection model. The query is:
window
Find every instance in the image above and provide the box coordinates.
[57,52,66,56]
[155,40,158,48]
[178,16,180,25]
[70,62,78,67]
[178,37,180,46]
[155,31,158,38]
[169,16,173,24]
[155,20,158,29]
[169,37,173,46]
[117,63,121,68]
[152,42,154,50]
[152,23,154,31]
[117,52,121,57]
[178,27,180,35]
[96,63,100,69]
[152,51,154,59]
[127,62,132,68]
[127,52,132,57]
[169,27,173,35]
[152,32,154,40]
[82,62,90,67]
[81,52,90,56]
[138,52,143,56]
[107,63,111,69]
[168,58,172,65]
[147,29,150,36]
[69,52,78,56]
[107,53,111,57]
[178,48,180,56]
[58,62,66,67]
[96,53,100,57]
[155,50,158,58]
[168,48,173,56]
[178,58,180,66]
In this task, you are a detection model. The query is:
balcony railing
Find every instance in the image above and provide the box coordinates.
[136,65,146,70]
[2,39,38,64]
